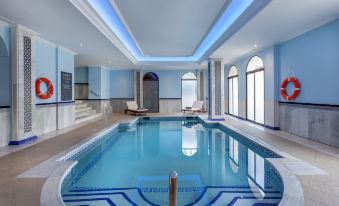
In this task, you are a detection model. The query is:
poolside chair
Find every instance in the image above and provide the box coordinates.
[182,101,205,113]
[125,101,148,116]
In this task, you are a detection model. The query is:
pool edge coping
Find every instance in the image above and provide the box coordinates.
[41,115,304,206]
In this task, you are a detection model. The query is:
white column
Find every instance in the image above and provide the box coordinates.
[11,25,39,144]
[139,70,143,107]
[134,70,143,107]
[208,58,225,120]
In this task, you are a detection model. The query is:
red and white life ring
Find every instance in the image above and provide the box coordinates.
[280,77,301,101]
[36,77,54,99]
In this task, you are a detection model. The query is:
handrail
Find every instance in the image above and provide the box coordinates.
[169,171,178,206]
[89,90,99,97]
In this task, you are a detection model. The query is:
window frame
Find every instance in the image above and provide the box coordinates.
[228,66,239,116]
[181,72,198,110]
[246,56,265,125]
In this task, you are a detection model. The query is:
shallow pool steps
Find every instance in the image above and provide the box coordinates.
[75,101,102,124]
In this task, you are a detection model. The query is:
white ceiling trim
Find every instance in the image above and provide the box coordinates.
[69,0,272,66]
[108,0,146,57]
[69,0,138,64]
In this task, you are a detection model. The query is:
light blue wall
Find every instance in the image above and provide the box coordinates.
[35,40,57,104]
[0,24,11,107]
[75,67,88,83]
[110,70,134,98]
[101,67,111,99]
[35,41,75,104]
[224,18,339,107]
[143,70,197,98]
[88,66,102,99]
[0,24,10,52]
[279,18,339,104]
[57,47,75,102]
[225,46,277,102]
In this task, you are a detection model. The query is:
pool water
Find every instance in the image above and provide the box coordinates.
[61,118,283,206]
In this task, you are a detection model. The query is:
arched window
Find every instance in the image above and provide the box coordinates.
[246,56,264,124]
[181,72,197,109]
[228,66,238,116]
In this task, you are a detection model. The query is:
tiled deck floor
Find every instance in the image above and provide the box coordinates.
[0,114,135,206]
[0,113,339,206]
[219,115,339,206]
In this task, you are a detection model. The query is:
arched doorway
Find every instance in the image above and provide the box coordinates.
[246,56,265,124]
[181,72,197,109]
[228,66,238,116]
[0,37,10,107]
[143,72,159,112]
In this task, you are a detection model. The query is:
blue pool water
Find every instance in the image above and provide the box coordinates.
[61,117,283,206]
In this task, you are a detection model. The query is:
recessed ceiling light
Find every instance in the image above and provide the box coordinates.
[254,44,258,48]
[80,43,84,47]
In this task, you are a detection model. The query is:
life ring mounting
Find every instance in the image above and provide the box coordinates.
[280,77,301,101]
[36,77,54,99]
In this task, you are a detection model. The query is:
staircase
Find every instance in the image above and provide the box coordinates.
[75,100,102,124]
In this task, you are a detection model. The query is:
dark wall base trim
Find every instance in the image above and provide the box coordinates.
[36,101,75,106]
[9,136,38,145]
[75,98,134,101]
[279,101,339,108]
[0,106,10,109]
[225,113,280,130]
[208,118,226,121]
[159,98,182,100]
[75,83,89,85]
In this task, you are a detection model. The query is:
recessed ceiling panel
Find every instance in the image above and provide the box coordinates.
[113,0,229,57]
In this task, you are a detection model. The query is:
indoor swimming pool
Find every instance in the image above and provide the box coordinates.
[61,117,284,206]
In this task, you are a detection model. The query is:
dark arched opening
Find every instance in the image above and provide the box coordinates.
[0,37,10,107]
[143,72,159,112]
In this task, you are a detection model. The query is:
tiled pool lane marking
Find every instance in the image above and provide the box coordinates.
[62,185,282,206]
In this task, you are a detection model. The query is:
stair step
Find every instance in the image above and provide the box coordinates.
[75,100,83,105]
[75,106,93,113]
[75,110,97,118]
[75,113,102,124]
[75,103,88,109]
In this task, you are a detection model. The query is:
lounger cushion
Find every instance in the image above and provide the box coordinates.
[192,101,204,109]
[126,101,139,110]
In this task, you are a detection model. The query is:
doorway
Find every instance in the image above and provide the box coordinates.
[143,72,159,112]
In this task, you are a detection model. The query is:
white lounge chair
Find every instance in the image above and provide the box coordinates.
[182,101,205,113]
[125,101,148,116]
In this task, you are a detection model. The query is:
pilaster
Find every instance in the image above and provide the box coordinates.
[208,58,225,120]
[10,25,39,144]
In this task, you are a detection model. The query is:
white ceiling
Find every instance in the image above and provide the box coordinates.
[0,0,135,68]
[0,0,339,69]
[113,0,228,57]
[212,0,339,64]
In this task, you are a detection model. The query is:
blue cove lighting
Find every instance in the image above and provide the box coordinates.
[88,0,259,63]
